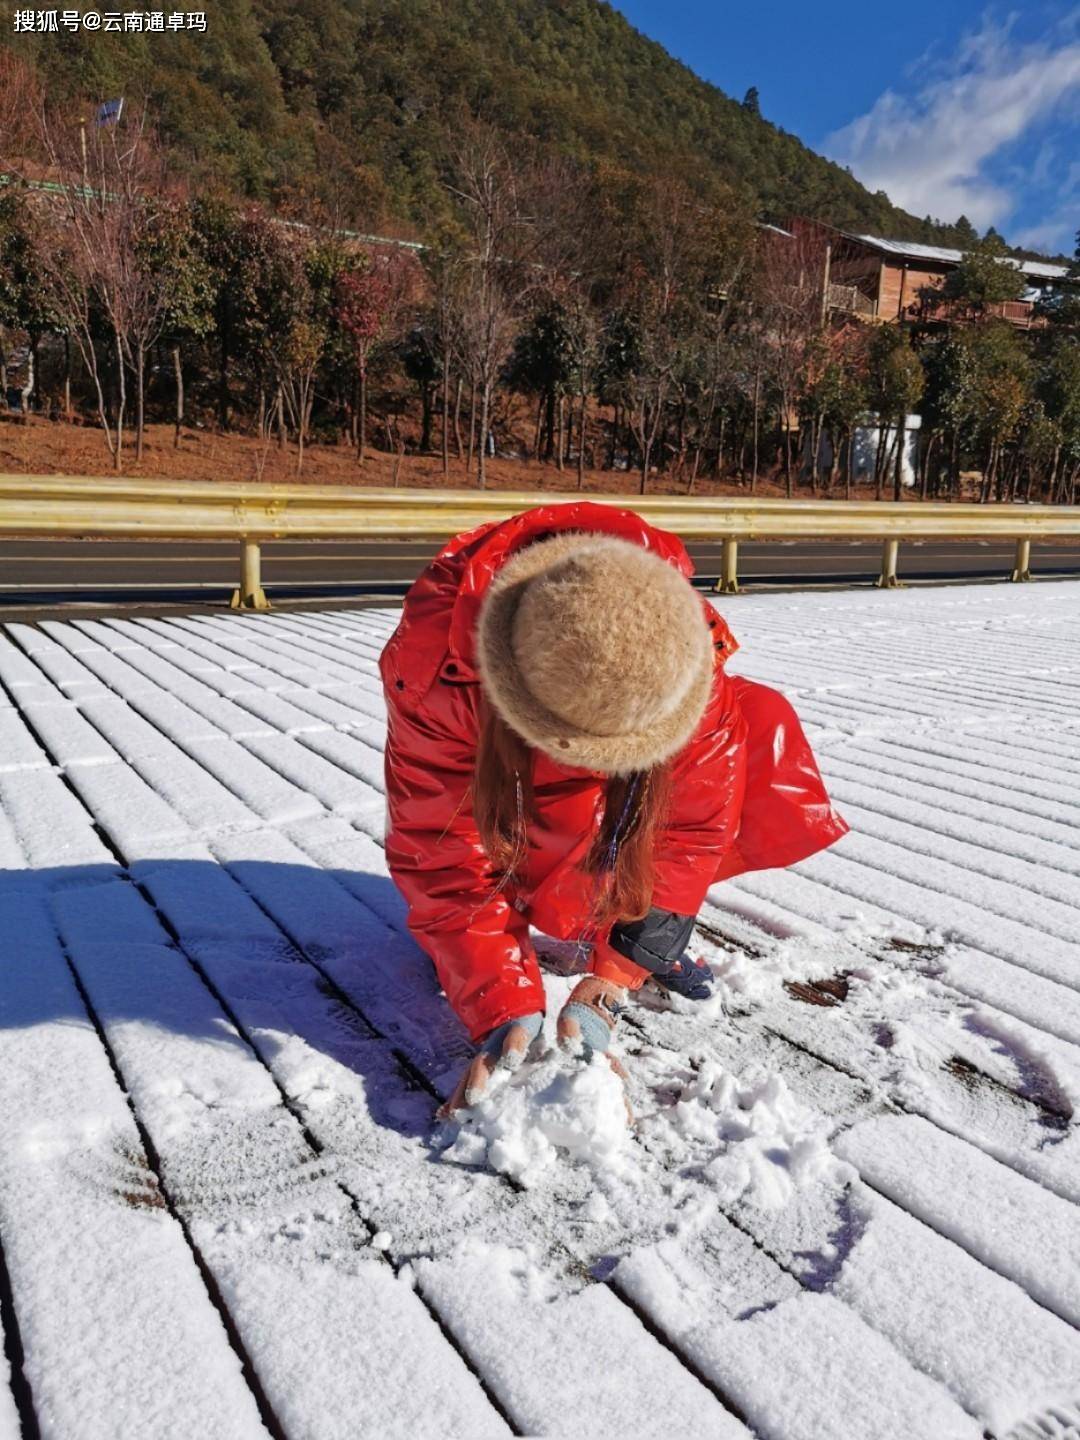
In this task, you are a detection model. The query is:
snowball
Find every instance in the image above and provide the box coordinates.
[440,1053,631,1189]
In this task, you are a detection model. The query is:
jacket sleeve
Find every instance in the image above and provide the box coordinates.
[648,666,749,917]
[382,681,546,1043]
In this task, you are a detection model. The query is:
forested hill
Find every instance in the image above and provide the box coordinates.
[8,0,970,244]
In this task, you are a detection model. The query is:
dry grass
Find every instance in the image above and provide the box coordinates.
[0,414,799,499]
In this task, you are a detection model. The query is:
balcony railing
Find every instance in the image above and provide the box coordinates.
[906,296,1041,328]
[827,283,876,318]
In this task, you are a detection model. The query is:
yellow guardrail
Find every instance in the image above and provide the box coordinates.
[1,474,1077,608]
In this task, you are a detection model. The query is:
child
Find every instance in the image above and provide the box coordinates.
[380,502,847,1115]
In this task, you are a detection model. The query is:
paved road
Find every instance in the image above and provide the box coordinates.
[1,536,1078,610]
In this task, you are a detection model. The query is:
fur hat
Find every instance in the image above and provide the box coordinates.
[475,532,714,775]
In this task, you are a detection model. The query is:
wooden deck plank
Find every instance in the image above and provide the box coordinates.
[3,581,1080,1439]
[16,621,978,1436]
[0,1296,24,1440]
[0,888,268,1440]
[15,688,741,1435]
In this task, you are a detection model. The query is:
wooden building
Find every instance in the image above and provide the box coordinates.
[815,228,1070,328]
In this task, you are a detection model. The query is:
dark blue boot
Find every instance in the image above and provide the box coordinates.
[607,906,715,1001]
[647,951,715,1002]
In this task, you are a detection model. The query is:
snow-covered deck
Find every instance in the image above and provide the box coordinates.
[1,581,1079,1440]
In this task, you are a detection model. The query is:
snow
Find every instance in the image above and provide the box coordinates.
[415,1239,749,1437]
[835,1113,1080,1326]
[0,765,114,871]
[0,895,267,1440]
[825,1187,1080,1434]
[0,709,50,772]
[615,1243,981,1440]
[1,579,1080,1437]
[846,229,1069,278]
[440,1052,633,1188]
[0,1366,17,1440]
[660,1060,855,1209]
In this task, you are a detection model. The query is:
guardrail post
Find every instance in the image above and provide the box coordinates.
[230,539,270,611]
[714,537,739,594]
[876,538,901,589]
[1011,538,1032,583]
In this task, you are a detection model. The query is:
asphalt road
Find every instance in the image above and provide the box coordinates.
[1,536,1079,613]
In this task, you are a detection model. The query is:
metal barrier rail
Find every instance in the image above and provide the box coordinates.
[2,475,1078,609]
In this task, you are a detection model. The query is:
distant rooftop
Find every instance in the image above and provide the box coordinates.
[843,231,1069,281]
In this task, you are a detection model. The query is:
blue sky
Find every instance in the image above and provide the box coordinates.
[612,2,1080,256]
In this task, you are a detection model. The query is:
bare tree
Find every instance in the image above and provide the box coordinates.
[446,127,553,488]
[39,101,178,466]
[0,51,42,177]
[37,112,128,465]
[421,247,467,478]
[528,167,607,488]
[605,177,718,493]
[751,223,834,495]
[336,246,419,464]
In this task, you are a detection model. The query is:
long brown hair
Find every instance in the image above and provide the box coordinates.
[472,704,671,923]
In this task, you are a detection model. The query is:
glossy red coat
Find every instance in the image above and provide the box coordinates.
[380,503,848,1041]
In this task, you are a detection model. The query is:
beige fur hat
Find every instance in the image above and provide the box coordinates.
[475,532,714,775]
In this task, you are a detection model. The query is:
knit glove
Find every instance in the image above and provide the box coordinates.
[556,976,627,1059]
[557,976,634,1121]
[436,1012,544,1119]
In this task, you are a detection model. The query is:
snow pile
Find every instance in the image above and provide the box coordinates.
[439,1053,631,1189]
[669,1061,854,1210]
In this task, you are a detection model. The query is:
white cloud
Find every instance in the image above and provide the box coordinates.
[1012,213,1076,253]
[825,16,1080,229]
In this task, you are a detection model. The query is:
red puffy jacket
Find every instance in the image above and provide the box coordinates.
[380,502,848,1041]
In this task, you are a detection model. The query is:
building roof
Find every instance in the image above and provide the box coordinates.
[843,231,1069,281]
[758,221,795,239]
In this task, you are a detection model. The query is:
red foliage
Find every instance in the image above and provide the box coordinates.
[335,251,419,374]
